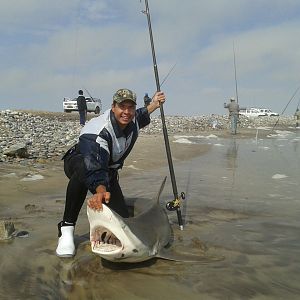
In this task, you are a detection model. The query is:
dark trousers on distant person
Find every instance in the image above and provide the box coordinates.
[62,151,129,225]
[79,110,87,126]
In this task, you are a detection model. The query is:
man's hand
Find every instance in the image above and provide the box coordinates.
[87,185,111,211]
[147,91,166,114]
[152,91,166,107]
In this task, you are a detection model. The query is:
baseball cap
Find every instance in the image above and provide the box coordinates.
[113,88,137,104]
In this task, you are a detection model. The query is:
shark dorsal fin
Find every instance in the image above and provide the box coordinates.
[156,176,167,203]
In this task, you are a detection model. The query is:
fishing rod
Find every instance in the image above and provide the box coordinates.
[160,62,177,87]
[83,87,94,101]
[142,0,184,230]
[233,41,239,103]
[272,85,300,131]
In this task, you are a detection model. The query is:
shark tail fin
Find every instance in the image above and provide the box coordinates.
[156,176,167,203]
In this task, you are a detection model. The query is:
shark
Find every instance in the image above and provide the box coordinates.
[87,176,172,263]
[87,177,220,263]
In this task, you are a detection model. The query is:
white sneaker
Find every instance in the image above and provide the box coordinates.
[56,225,75,258]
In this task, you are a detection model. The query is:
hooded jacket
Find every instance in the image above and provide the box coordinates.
[73,107,150,193]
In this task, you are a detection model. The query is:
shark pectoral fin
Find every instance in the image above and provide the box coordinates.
[156,248,224,263]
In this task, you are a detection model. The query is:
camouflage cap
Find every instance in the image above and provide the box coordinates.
[113,88,137,104]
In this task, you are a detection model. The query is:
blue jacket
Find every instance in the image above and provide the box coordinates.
[78,107,150,193]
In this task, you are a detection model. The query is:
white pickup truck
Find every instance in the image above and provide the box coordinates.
[63,97,102,114]
[239,108,279,117]
[258,108,279,116]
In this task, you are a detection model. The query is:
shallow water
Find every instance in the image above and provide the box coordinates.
[1,129,300,299]
[120,129,300,300]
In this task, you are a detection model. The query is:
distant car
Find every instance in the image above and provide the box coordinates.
[258,108,279,117]
[63,97,102,114]
[239,108,262,117]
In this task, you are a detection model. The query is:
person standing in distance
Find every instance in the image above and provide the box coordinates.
[56,88,166,258]
[77,90,87,126]
[144,93,152,107]
[224,97,240,134]
[294,108,300,128]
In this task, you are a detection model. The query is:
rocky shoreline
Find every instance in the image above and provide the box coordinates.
[0,109,296,165]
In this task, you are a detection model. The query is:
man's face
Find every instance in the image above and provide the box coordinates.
[111,100,136,129]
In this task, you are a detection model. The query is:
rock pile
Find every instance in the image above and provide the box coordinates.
[0,110,81,164]
[0,110,295,164]
[143,114,295,133]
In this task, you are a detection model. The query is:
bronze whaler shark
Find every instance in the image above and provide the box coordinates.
[87,177,219,263]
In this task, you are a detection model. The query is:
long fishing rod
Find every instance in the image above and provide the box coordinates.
[160,62,177,87]
[272,85,300,131]
[233,41,239,103]
[83,87,94,101]
[142,0,184,230]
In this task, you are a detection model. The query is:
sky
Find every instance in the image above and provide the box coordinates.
[1,0,300,116]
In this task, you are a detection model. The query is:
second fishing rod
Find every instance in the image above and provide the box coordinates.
[142,0,184,230]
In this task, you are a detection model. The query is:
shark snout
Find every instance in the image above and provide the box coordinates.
[87,203,158,262]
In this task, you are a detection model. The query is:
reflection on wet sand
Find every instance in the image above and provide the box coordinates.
[225,138,238,170]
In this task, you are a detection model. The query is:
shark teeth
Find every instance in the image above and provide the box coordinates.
[92,242,121,252]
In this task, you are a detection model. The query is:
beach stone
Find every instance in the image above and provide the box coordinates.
[3,143,29,158]
[0,220,15,240]
[16,231,29,238]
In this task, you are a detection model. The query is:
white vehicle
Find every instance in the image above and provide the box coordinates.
[239,107,279,117]
[239,108,262,117]
[63,97,102,114]
[258,108,279,117]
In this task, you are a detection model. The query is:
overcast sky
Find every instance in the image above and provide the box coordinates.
[1,0,300,116]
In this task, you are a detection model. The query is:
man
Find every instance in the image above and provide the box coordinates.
[294,108,300,128]
[224,97,240,134]
[56,88,166,257]
[143,93,152,107]
[77,90,87,126]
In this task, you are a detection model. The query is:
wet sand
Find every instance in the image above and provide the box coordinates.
[0,129,299,299]
[0,133,213,300]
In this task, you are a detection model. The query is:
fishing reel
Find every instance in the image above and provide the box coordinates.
[166,192,185,211]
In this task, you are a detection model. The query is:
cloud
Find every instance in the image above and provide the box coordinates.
[1,0,300,115]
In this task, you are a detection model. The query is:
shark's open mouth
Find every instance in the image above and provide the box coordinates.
[91,226,122,252]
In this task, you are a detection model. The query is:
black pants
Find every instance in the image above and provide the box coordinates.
[62,152,129,224]
[79,110,86,125]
